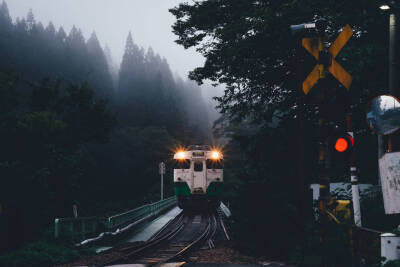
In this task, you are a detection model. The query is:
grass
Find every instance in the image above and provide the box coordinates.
[0,231,95,267]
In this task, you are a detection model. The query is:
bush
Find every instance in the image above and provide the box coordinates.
[0,240,84,267]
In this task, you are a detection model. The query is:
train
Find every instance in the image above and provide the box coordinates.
[173,145,223,210]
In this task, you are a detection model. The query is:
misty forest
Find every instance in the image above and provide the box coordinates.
[0,0,400,267]
[0,0,214,251]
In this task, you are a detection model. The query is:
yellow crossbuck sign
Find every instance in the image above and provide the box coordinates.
[302,24,353,94]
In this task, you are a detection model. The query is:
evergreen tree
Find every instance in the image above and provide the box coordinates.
[26,9,35,32]
[0,1,12,68]
[56,26,66,43]
[118,32,144,98]
[104,44,118,89]
[0,1,11,27]
[66,26,89,81]
[86,32,113,97]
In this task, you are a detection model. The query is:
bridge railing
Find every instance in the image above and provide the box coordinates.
[54,196,176,241]
[105,196,176,231]
[54,216,100,240]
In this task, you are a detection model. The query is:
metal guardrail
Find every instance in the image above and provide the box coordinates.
[54,196,177,240]
[54,216,100,240]
[105,197,177,231]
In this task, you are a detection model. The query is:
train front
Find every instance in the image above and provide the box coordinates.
[173,146,223,210]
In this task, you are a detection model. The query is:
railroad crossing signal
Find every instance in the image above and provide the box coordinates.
[302,24,354,94]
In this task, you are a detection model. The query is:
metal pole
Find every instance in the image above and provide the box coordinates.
[296,34,306,223]
[346,114,362,227]
[161,172,164,200]
[388,11,400,152]
[159,162,165,200]
[54,218,59,239]
[389,12,399,97]
[315,21,329,267]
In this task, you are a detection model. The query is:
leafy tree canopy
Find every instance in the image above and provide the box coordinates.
[170,0,388,122]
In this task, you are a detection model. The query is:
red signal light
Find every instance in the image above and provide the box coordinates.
[335,138,348,152]
[334,134,354,153]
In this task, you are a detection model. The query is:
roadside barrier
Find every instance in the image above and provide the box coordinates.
[54,216,99,240]
[54,196,177,241]
[105,196,176,231]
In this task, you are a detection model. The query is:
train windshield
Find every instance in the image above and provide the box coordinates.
[206,159,223,169]
[174,159,191,169]
[194,162,203,172]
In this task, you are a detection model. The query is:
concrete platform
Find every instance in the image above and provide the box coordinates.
[106,263,184,267]
[126,206,182,242]
[184,264,295,267]
[104,263,294,267]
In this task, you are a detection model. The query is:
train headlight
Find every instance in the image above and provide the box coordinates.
[211,151,220,160]
[176,151,185,159]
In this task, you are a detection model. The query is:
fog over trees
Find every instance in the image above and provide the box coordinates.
[0,1,216,250]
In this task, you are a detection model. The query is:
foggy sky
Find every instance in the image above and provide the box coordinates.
[6,0,205,79]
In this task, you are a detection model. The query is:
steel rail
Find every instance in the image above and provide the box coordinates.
[166,212,216,263]
[101,212,185,266]
[101,212,218,266]
[147,211,185,242]
[218,213,231,241]
[120,211,185,252]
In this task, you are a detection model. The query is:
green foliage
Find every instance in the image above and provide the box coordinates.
[170,0,392,263]
[290,221,354,267]
[333,185,400,231]
[0,4,216,265]
[0,75,116,249]
[170,0,385,181]
[0,239,93,267]
[383,259,400,267]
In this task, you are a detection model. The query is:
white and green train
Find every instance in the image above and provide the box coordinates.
[173,145,223,210]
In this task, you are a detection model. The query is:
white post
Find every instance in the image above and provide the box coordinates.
[54,218,59,239]
[351,167,362,227]
[161,172,164,200]
[159,162,165,200]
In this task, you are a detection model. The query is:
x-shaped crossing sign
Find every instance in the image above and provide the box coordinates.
[302,24,353,95]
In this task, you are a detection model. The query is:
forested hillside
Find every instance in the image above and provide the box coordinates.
[170,0,391,262]
[0,1,215,250]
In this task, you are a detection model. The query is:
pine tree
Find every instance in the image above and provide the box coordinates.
[86,32,113,96]
[45,22,56,39]
[26,9,35,32]
[66,25,89,81]
[118,32,144,98]
[104,44,118,89]
[0,1,12,27]
[0,1,12,69]
[56,26,66,43]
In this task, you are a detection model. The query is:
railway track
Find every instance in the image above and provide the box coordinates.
[101,211,220,266]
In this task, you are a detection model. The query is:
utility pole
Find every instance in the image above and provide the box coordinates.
[389,12,399,98]
[389,10,400,151]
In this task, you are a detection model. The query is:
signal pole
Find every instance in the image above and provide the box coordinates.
[291,19,354,266]
[389,10,400,150]
[315,19,329,267]
[346,114,362,226]
[389,11,400,98]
